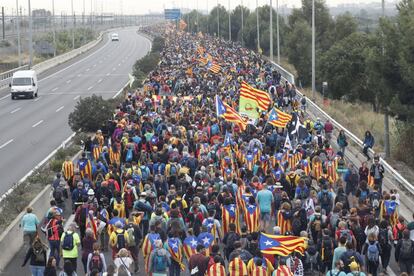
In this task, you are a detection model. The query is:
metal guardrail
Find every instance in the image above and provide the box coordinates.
[270,61,414,196]
[0,65,29,89]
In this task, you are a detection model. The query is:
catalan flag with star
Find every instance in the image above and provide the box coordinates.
[221,203,240,234]
[259,232,306,256]
[167,237,185,271]
[197,231,214,256]
[243,202,260,233]
[183,235,198,260]
[267,108,293,128]
[216,96,247,131]
[142,233,161,273]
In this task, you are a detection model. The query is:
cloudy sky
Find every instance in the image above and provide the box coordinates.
[4,0,384,15]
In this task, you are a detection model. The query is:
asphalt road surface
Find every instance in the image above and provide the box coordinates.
[0,27,151,196]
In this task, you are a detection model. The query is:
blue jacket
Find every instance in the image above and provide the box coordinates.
[364,135,375,148]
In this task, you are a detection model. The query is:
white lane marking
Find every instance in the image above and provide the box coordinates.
[106,72,110,76]
[52,87,58,91]
[77,74,81,77]
[86,68,90,72]
[97,79,102,83]
[0,94,9,101]
[55,106,64,112]
[0,139,13,149]
[87,86,94,91]
[10,107,21,114]
[73,95,80,100]
[93,64,97,67]
[66,80,72,84]
[112,67,116,71]
[32,120,44,128]
[118,63,121,66]
[34,97,41,102]
[39,37,111,83]
[99,61,103,63]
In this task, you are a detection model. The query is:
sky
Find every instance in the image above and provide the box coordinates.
[2,0,386,16]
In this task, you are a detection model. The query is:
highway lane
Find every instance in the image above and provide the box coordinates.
[0,27,151,195]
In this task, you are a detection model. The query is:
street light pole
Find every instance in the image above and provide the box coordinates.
[256,0,260,53]
[270,0,273,61]
[217,0,220,37]
[16,0,22,67]
[52,0,56,56]
[241,0,244,46]
[382,0,390,158]
[28,0,33,68]
[311,0,315,100]
[276,0,280,63]
[71,0,75,49]
[228,0,231,41]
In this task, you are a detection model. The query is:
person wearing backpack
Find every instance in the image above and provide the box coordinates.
[362,233,380,276]
[109,221,130,260]
[395,229,414,275]
[149,239,171,276]
[60,224,81,272]
[327,260,347,276]
[126,215,142,274]
[377,220,392,273]
[22,236,48,276]
[318,185,333,215]
[222,223,240,261]
[340,242,364,274]
[81,228,97,274]
[318,229,335,274]
[46,210,64,268]
[86,243,107,275]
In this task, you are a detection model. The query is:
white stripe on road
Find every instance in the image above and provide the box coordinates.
[66,80,72,84]
[106,73,110,76]
[32,120,44,128]
[34,97,41,102]
[52,87,58,91]
[0,139,13,149]
[0,94,9,101]
[86,68,90,72]
[73,95,80,100]
[55,106,64,112]
[112,67,116,71]
[118,63,121,66]
[77,74,81,77]
[10,107,21,114]
[93,64,97,67]
[97,79,102,83]
[87,86,94,91]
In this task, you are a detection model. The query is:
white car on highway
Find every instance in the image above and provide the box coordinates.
[111,33,119,41]
[9,70,38,100]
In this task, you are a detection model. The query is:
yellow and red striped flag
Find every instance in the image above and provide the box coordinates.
[244,203,260,233]
[92,144,102,161]
[61,160,74,181]
[229,257,248,276]
[197,46,205,55]
[221,203,240,235]
[276,210,292,236]
[240,81,272,111]
[259,232,307,256]
[247,257,275,276]
[207,263,226,276]
[208,61,221,74]
[85,212,98,239]
[167,238,185,271]
[198,56,208,65]
[142,233,161,273]
[216,96,248,131]
[267,108,292,128]
[183,235,198,260]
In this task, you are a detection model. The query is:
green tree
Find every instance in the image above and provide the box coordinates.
[320,32,371,101]
[208,5,230,39]
[231,5,250,43]
[68,95,116,132]
[330,12,358,42]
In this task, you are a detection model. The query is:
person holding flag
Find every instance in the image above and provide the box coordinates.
[167,235,185,276]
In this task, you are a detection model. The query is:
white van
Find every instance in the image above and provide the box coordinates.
[9,70,38,100]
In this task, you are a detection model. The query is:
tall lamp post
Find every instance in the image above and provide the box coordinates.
[28,0,33,68]
[256,0,260,53]
[311,0,315,100]
[270,0,273,61]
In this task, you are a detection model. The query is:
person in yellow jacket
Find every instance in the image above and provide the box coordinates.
[109,221,129,260]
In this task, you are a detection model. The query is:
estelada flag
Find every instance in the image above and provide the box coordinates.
[221,204,240,235]
[183,235,198,260]
[85,212,98,239]
[259,232,306,256]
[197,232,214,256]
[142,233,161,272]
[244,203,260,233]
[268,108,292,128]
[167,238,185,270]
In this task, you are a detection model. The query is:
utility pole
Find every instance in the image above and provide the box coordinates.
[311,0,315,100]
[90,0,93,29]
[28,0,33,68]
[52,0,56,56]
[83,0,85,25]
[256,0,260,53]
[206,0,209,34]
[2,7,5,40]
[270,0,273,61]
[16,0,22,67]
[228,0,231,41]
[196,0,199,33]
[71,0,75,49]
[276,0,280,63]
[217,0,220,37]
[241,0,244,45]
[382,0,390,158]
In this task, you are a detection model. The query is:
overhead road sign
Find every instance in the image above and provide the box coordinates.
[164,9,181,20]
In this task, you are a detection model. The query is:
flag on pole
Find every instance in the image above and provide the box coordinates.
[267,108,292,128]
[208,61,222,74]
[216,96,247,131]
[259,232,307,256]
[240,81,271,111]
